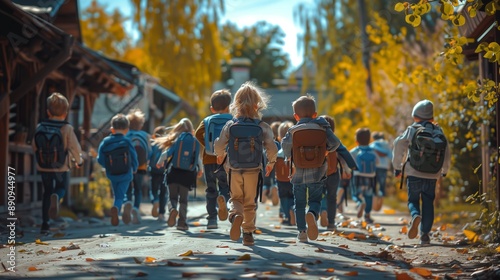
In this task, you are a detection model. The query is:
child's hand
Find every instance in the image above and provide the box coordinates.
[156,164,161,169]
[217,155,224,165]
[342,171,351,180]
[265,164,273,177]
[197,170,203,178]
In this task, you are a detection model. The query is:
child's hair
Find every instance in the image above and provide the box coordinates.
[47,92,69,117]
[371,131,385,141]
[153,118,194,150]
[355,127,371,146]
[270,121,281,139]
[127,108,145,130]
[292,94,316,118]
[278,121,294,141]
[111,114,129,131]
[211,89,232,111]
[320,115,336,132]
[152,126,169,139]
[229,81,268,119]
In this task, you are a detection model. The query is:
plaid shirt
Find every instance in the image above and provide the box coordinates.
[281,117,341,184]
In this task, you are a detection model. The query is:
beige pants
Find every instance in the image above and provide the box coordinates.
[228,169,260,233]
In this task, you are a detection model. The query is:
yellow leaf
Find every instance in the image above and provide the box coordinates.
[178,250,194,256]
[383,209,396,214]
[237,254,251,261]
[463,229,479,243]
[410,267,432,277]
[35,239,49,245]
[495,246,500,253]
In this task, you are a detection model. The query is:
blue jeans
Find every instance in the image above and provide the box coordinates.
[127,171,146,209]
[350,176,374,214]
[320,172,340,225]
[110,178,131,212]
[204,163,229,220]
[40,171,69,223]
[375,168,388,196]
[150,172,169,214]
[407,176,437,234]
[293,182,324,231]
[277,181,294,222]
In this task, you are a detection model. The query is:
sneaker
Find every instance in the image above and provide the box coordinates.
[420,233,430,245]
[306,212,318,240]
[408,215,421,239]
[40,222,50,234]
[217,195,228,221]
[242,232,254,246]
[49,194,59,220]
[176,224,189,231]
[271,187,279,206]
[168,209,178,227]
[327,224,337,231]
[110,206,119,226]
[152,201,159,218]
[289,209,296,226]
[356,202,366,218]
[297,230,308,242]
[157,214,166,222]
[131,207,141,224]
[320,210,328,227]
[230,215,243,241]
[122,202,132,225]
[364,214,374,224]
[207,219,218,229]
[261,189,269,203]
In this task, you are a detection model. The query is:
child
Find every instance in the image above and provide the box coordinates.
[393,99,451,245]
[262,121,281,206]
[149,126,169,221]
[194,89,232,229]
[214,81,278,246]
[155,118,202,231]
[349,127,378,223]
[126,109,152,224]
[370,131,392,211]
[97,114,139,226]
[319,115,357,231]
[275,121,295,225]
[281,95,341,242]
[33,92,84,234]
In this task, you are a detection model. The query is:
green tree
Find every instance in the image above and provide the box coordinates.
[220,21,290,88]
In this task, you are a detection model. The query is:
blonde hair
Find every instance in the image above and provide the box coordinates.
[153,118,194,151]
[278,121,293,141]
[229,81,268,119]
[47,92,69,117]
[127,108,145,130]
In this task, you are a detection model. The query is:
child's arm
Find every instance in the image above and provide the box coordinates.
[337,155,352,179]
[263,124,278,176]
[65,125,84,166]
[392,127,412,175]
[96,141,105,167]
[325,128,341,152]
[337,143,357,170]
[194,121,206,148]
[156,150,168,168]
[214,122,230,163]
[280,130,292,160]
[129,141,139,172]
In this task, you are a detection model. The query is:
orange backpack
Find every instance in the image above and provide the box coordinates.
[275,157,293,182]
[326,151,338,176]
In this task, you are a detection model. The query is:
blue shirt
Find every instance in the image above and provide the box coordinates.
[97,133,138,182]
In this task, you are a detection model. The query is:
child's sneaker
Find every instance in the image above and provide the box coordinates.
[217,195,228,221]
[168,209,178,227]
[230,215,243,241]
[289,209,296,226]
[297,230,308,242]
[356,202,366,218]
[157,214,166,222]
[110,206,119,226]
[306,212,318,240]
[131,207,141,224]
[176,223,189,231]
[271,187,279,206]
[207,219,218,229]
[242,232,254,246]
[408,215,421,239]
[320,210,328,227]
[151,201,159,218]
[40,222,50,234]
[122,202,132,225]
[49,194,59,220]
[420,232,430,245]
[364,213,374,224]
[327,224,337,231]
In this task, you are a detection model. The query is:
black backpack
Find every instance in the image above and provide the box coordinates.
[34,121,68,169]
[408,122,447,173]
[103,144,130,175]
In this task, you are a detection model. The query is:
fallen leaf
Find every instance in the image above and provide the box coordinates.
[463,229,479,243]
[178,250,194,257]
[456,248,469,254]
[410,267,432,277]
[167,261,184,267]
[344,271,358,276]
[85,258,94,262]
[182,272,198,277]
[400,226,408,234]
[361,221,367,228]
[440,224,447,231]
[345,233,356,240]
[237,254,251,261]
[192,221,201,226]
[28,266,38,271]
[339,244,349,249]
[274,225,282,229]
[144,257,157,263]
[216,245,229,248]
[52,232,66,238]
[496,246,500,253]
[263,271,279,275]
[35,239,49,245]
[395,272,415,280]
[254,229,262,234]
[326,268,335,272]
[355,252,365,256]
[136,271,148,277]
[383,209,396,214]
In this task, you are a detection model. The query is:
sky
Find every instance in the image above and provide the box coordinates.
[79,0,313,68]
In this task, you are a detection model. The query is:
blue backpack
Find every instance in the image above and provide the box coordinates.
[227,118,263,169]
[203,113,232,155]
[149,143,164,174]
[128,131,149,166]
[355,146,376,176]
[170,132,200,171]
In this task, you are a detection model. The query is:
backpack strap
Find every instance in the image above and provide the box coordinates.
[399,160,407,189]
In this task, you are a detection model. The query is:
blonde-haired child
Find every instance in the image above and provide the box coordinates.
[155,118,202,230]
[214,81,278,246]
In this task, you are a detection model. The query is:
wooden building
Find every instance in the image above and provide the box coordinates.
[0,0,197,214]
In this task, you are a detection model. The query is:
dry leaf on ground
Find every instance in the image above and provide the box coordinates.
[409,267,432,277]
[178,250,194,257]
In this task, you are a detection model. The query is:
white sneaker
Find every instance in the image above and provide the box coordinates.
[297,230,308,242]
[122,202,132,225]
[131,207,141,224]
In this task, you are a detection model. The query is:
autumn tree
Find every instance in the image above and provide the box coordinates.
[81,0,131,58]
[220,21,290,88]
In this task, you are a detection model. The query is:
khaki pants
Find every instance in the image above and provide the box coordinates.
[228,169,260,233]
